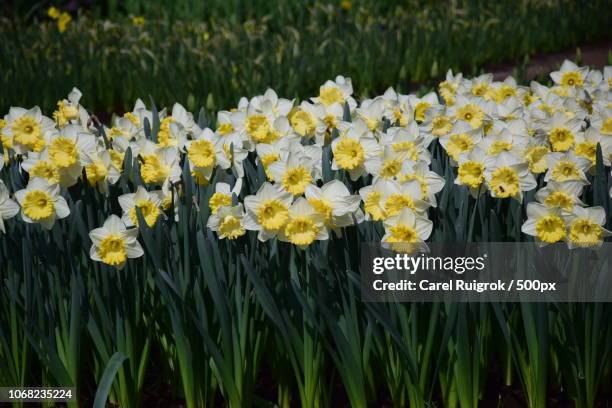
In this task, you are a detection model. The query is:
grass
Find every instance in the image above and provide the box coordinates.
[1,0,611,114]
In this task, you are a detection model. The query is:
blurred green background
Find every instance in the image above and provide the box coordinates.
[1,0,611,114]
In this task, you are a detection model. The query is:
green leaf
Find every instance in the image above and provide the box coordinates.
[93,352,127,408]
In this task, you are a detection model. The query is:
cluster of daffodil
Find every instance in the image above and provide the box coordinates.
[431,60,612,248]
[0,61,611,268]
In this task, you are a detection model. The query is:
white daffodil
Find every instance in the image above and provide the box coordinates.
[243,182,293,242]
[45,124,98,187]
[52,87,89,129]
[382,208,432,254]
[255,138,293,181]
[373,145,413,181]
[381,87,413,127]
[305,180,363,232]
[0,180,19,233]
[407,92,439,123]
[544,151,591,183]
[21,150,61,185]
[356,97,386,132]
[455,147,488,196]
[573,126,602,166]
[521,203,567,244]
[379,123,431,164]
[214,110,243,148]
[398,161,445,205]
[451,97,487,129]
[542,111,582,152]
[123,98,167,136]
[289,101,327,142]
[438,69,463,106]
[207,203,247,240]
[492,77,526,103]
[249,89,294,118]
[138,143,182,186]
[106,116,140,142]
[89,215,143,269]
[494,96,524,122]
[82,149,121,194]
[5,107,56,154]
[118,186,165,228]
[208,180,242,215]
[311,75,357,111]
[234,103,292,149]
[535,180,585,211]
[550,60,589,89]
[480,125,525,157]
[331,120,381,180]
[359,178,430,221]
[459,73,494,101]
[15,177,70,230]
[522,141,551,174]
[268,152,315,196]
[563,206,611,249]
[171,102,201,136]
[278,197,328,248]
[420,106,453,141]
[484,151,536,201]
[185,128,229,185]
[439,121,483,163]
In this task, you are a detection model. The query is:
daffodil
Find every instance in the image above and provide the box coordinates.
[398,161,445,205]
[267,151,317,196]
[523,143,550,174]
[356,97,385,132]
[521,203,567,244]
[15,178,70,230]
[52,88,85,128]
[484,152,536,201]
[382,208,432,253]
[439,121,482,162]
[118,186,165,228]
[289,102,326,141]
[438,69,463,106]
[381,87,413,127]
[543,112,581,152]
[207,204,247,240]
[0,180,19,233]
[89,215,143,269]
[359,178,429,221]
[563,206,610,248]
[460,74,494,101]
[379,123,431,164]
[45,124,97,187]
[544,151,590,183]
[550,60,588,88]
[452,98,487,129]
[82,150,121,194]
[535,180,585,211]
[4,107,55,154]
[312,75,356,111]
[138,144,182,186]
[455,147,488,195]
[21,150,61,185]
[243,182,293,242]
[305,180,363,233]
[209,180,242,214]
[420,106,453,140]
[278,198,328,248]
[331,120,381,180]
[407,92,439,123]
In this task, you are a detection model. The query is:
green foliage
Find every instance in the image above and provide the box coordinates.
[1,0,611,114]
